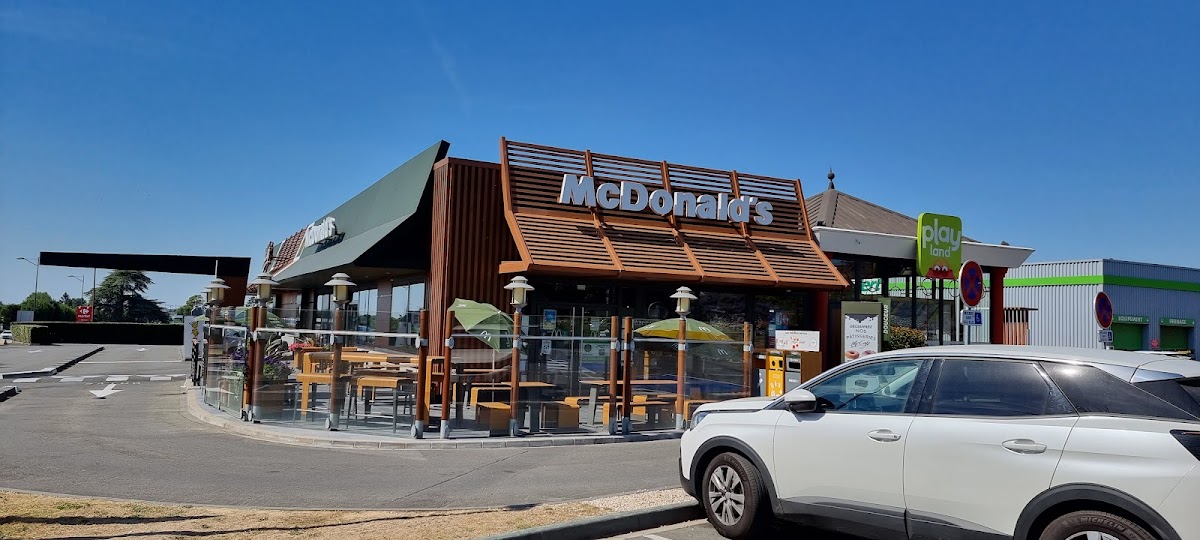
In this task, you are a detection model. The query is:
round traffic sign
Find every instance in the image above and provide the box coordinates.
[1094,292,1114,329]
[1151,338,1160,349]
[959,260,984,307]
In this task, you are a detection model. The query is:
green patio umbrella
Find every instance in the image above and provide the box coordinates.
[449,298,513,350]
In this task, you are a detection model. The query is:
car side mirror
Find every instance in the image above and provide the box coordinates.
[784,389,819,413]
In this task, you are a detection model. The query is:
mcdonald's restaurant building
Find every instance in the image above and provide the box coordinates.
[261,138,1033,377]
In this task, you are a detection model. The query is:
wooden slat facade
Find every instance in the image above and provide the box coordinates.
[427,158,520,357]
[499,138,847,289]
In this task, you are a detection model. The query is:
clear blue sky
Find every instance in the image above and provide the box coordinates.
[3,1,1198,306]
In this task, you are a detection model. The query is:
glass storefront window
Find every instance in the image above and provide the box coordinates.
[753,294,805,349]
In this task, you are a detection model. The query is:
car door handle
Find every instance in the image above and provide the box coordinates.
[867,429,902,442]
[1002,439,1048,454]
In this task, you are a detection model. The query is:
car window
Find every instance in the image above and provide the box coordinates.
[806,360,924,414]
[1044,363,1199,422]
[928,360,1075,417]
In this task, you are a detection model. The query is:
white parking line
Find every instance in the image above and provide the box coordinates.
[148,376,172,381]
[12,378,39,383]
[644,535,674,540]
[106,376,129,382]
[59,377,86,382]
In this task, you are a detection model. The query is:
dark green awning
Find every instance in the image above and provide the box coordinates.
[273,140,448,283]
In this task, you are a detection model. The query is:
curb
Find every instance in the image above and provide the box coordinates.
[0,346,104,380]
[482,501,703,540]
[184,388,683,450]
[0,386,18,402]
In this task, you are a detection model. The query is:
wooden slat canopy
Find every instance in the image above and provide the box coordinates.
[498,138,847,289]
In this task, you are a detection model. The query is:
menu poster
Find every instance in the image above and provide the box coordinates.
[841,301,884,363]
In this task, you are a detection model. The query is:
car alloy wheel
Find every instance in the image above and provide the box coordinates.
[1040,510,1157,540]
[1065,533,1121,540]
[708,465,746,527]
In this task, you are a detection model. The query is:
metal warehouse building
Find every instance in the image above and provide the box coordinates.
[1005,259,1200,352]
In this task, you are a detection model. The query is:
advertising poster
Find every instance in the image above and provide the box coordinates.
[774,330,820,352]
[182,316,205,360]
[841,301,884,363]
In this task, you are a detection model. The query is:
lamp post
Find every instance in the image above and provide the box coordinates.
[17,257,39,298]
[67,274,85,301]
[206,278,230,396]
[504,276,534,437]
[671,286,696,430]
[324,272,355,431]
[246,273,278,423]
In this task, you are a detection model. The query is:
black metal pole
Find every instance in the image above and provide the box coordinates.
[938,279,945,345]
[910,276,917,329]
[853,260,861,302]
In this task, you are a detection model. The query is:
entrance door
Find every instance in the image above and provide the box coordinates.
[530,304,615,395]
[1112,323,1145,351]
[1161,325,1191,352]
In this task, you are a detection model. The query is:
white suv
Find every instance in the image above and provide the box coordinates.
[680,345,1200,540]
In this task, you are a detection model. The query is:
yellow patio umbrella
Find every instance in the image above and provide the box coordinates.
[635,318,732,341]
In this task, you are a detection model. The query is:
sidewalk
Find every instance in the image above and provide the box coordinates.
[185,389,684,450]
[0,344,104,379]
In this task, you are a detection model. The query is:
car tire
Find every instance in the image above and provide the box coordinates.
[1038,510,1158,540]
[701,452,770,539]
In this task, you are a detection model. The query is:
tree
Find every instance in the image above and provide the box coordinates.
[176,294,205,316]
[19,292,68,321]
[0,303,19,325]
[92,270,170,323]
[59,293,86,308]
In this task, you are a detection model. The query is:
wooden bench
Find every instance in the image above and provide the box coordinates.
[476,402,511,434]
[470,384,510,407]
[541,401,579,429]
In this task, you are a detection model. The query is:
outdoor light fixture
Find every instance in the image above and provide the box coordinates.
[325,273,355,304]
[504,275,533,309]
[207,278,230,304]
[67,274,85,299]
[249,272,278,304]
[671,286,696,317]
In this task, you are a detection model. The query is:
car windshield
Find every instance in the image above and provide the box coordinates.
[1134,378,1200,419]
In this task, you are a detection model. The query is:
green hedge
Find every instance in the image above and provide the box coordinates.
[12,324,53,345]
[884,326,927,351]
[18,322,183,345]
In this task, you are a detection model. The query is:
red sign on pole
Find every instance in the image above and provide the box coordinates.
[1094,292,1113,329]
[959,260,984,307]
[75,305,93,323]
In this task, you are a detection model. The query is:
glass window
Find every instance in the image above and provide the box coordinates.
[929,360,1074,417]
[806,359,925,414]
[409,282,425,311]
[1044,363,1198,421]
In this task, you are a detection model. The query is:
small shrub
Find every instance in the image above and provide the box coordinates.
[884,326,926,351]
[12,324,53,344]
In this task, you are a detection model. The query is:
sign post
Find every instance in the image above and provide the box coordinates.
[958,260,984,345]
[1094,291,1114,348]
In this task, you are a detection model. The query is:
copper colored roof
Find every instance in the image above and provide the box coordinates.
[805,180,975,241]
[498,139,847,289]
